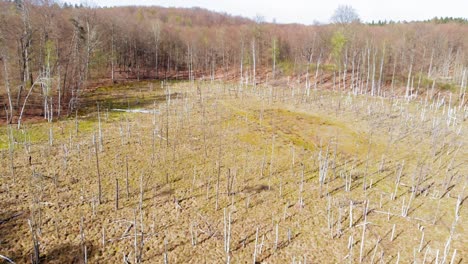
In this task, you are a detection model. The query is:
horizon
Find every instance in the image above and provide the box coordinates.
[66,0,468,25]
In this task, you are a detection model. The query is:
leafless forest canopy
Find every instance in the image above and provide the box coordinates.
[0,1,467,122]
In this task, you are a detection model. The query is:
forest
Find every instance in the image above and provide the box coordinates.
[1,0,467,123]
[0,1,467,263]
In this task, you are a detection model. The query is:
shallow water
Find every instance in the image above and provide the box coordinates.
[111,108,159,114]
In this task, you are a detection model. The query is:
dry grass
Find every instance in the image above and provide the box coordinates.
[0,81,466,263]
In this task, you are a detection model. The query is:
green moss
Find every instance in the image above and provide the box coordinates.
[0,136,8,149]
[0,117,103,150]
[0,124,48,150]
[75,119,97,134]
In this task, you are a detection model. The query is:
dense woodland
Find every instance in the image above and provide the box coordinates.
[0,0,467,123]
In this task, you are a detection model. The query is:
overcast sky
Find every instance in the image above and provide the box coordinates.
[73,0,468,24]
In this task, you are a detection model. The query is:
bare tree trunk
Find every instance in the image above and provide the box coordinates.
[305,50,313,97]
[406,56,414,100]
[240,41,244,86]
[428,48,434,78]
[371,48,376,96]
[94,134,102,205]
[314,53,322,91]
[378,47,385,96]
[17,2,33,109]
[152,22,160,79]
[111,24,115,82]
[1,44,13,123]
[272,38,276,79]
[391,53,397,96]
[18,75,41,129]
[252,39,256,87]
[365,47,370,94]
[187,44,191,82]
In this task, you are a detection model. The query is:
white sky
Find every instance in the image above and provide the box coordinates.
[74,0,468,24]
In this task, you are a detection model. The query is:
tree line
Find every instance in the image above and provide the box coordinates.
[1,0,467,123]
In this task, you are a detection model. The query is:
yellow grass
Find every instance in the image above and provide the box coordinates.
[0,81,466,263]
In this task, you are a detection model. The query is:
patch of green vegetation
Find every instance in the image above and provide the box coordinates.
[0,124,48,150]
[93,79,166,93]
[321,64,338,72]
[418,74,435,88]
[274,108,333,125]
[80,80,170,115]
[306,63,337,72]
[281,132,317,151]
[268,108,382,156]
[99,98,134,110]
[278,60,341,76]
[277,60,295,76]
[415,74,459,92]
[0,116,103,150]
[437,81,458,92]
[75,118,98,134]
[0,136,9,149]
[331,30,347,65]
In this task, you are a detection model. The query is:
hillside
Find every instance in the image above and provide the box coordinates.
[1,1,467,124]
[0,1,467,263]
[0,80,466,263]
